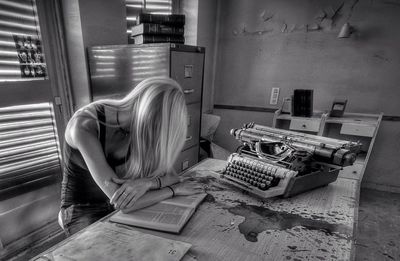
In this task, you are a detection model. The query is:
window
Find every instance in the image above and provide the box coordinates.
[0,0,68,256]
[125,0,173,35]
[0,102,61,200]
[0,0,47,82]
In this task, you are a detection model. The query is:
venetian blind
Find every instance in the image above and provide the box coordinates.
[0,0,46,81]
[0,102,61,199]
[126,0,173,34]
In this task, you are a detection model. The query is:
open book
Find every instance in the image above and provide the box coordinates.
[110,193,207,234]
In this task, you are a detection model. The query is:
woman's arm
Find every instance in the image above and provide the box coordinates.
[155,171,180,188]
[67,115,124,199]
[110,169,180,209]
[121,187,173,213]
[121,180,205,213]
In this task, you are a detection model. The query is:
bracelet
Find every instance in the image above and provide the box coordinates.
[167,186,175,197]
[156,177,162,189]
[158,177,162,188]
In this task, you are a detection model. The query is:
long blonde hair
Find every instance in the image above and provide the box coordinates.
[80,77,187,179]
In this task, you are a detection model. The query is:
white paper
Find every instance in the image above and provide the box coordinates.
[33,222,191,261]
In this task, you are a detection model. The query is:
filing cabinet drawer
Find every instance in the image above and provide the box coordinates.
[170,51,204,104]
[340,123,376,137]
[183,103,201,150]
[174,145,199,174]
[289,118,321,132]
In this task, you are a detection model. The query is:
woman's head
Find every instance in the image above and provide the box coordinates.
[119,77,187,179]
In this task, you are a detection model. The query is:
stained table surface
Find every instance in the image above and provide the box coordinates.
[173,159,358,261]
[33,158,360,261]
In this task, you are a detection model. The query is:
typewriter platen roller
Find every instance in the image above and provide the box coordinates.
[221,123,361,199]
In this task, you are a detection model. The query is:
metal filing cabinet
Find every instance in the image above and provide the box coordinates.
[88,44,205,174]
[170,45,204,173]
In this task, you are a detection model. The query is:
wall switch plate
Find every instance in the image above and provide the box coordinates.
[270,87,280,105]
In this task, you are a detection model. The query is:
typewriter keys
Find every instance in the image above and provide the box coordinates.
[223,155,282,191]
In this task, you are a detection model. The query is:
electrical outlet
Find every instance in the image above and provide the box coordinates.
[270,87,280,105]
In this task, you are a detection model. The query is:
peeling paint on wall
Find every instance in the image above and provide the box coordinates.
[230,0,365,37]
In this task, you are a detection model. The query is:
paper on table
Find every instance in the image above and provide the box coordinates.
[33,222,191,261]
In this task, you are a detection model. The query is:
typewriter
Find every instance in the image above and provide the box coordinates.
[220,123,361,198]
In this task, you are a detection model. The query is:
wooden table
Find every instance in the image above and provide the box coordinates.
[33,158,360,261]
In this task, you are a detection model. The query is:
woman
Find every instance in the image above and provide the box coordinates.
[59,77,204,236]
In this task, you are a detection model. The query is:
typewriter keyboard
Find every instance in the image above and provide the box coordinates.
[222,154,291,191]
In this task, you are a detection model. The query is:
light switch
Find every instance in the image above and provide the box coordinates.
[270,87,280,105]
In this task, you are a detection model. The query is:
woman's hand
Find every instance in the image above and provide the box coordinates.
[110,178,152,210]
[171,180,205,196]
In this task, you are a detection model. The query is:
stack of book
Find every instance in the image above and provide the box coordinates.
[129,13,185,44]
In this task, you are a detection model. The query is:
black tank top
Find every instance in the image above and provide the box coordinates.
[60,104,129,208]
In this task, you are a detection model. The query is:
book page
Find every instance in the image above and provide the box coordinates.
[110,193,207,233]
[162,193,207,208]
[32,222,191,261]
[134,203,191,225]
[111,203,193,233]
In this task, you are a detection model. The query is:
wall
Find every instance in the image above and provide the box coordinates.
[181,0,198,46]
[181,0,218,113]
[61,0,127,110]
[212,0,400,191]
[197,0,219,112]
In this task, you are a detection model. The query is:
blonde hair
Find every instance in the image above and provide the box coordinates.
[78,77,187,179]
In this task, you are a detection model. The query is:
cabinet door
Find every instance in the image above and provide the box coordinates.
[183,103,201,150]
[170,51,204,104]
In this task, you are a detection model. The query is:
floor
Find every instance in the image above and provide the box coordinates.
[355,188,400,261]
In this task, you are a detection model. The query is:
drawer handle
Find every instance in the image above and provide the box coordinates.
[302,124,306,128]
[184,89,195,94]
[185,136,193,142]
[182,160,189,171]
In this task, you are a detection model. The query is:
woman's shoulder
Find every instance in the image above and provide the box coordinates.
[65,104,101,146]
